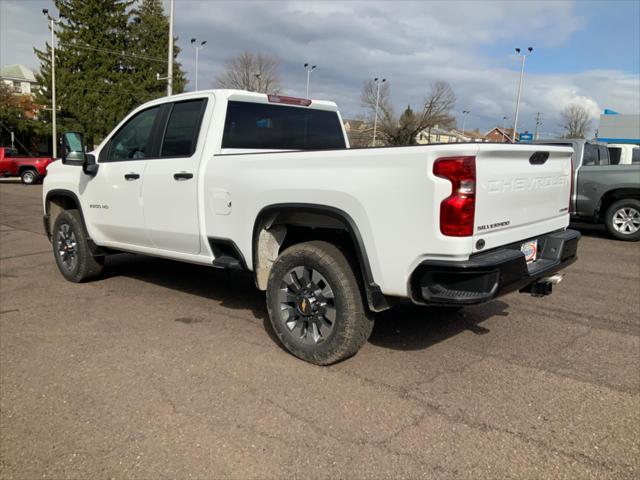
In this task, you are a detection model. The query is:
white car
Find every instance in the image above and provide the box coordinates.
[43,90,580,364]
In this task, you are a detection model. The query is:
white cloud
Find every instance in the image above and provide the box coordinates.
[2,0,638,137]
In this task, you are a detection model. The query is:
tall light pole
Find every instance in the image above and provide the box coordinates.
[512,47,533,143]
[304,63,316,99]
[42,9,61,159]
[190,38,206,91]
[372,77,386,147]
[461,110,470,136]
[167,0,175,96]
[502,116,509,142]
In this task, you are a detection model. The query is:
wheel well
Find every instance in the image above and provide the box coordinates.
[18,166,37,174]
[45,193,79,239]
[598,189,640,220]
[252,205,389,312]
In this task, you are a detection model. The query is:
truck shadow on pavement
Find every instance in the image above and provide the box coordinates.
[102,253,510,353]
[569,221,611,240]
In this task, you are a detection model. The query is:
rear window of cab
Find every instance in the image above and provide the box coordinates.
[222,101,346,150]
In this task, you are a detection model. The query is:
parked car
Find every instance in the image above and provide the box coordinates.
[0,147,55,184]
[43,90,580,364]
[535,139,640,241]
[607,143,640,165]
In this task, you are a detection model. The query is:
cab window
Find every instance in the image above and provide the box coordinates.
[107,106,161,161]
[160,99,207,157]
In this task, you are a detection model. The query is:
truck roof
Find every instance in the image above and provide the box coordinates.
[143,89,339,112]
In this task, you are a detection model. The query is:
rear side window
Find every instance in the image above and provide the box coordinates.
[632,148,640,164]
[222,101,346,150]
[583,143,609,166]
[161,99,207,157]
[608,147,622,165]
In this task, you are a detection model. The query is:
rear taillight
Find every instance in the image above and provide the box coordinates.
[433,156,476,236]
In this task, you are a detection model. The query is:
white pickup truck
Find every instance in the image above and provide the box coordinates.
[43,90,580,365]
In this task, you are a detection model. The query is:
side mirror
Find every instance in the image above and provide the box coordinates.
[61,131,85,165]
[61,131,98,176]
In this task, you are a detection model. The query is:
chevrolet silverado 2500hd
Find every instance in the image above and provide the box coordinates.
[43,90,580,365]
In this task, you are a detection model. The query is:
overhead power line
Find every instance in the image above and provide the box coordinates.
[57,42,167,63]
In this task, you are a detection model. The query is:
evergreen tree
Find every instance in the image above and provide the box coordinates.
[34,0,186,147]
[130,0,186,103]
[34,0,133,146]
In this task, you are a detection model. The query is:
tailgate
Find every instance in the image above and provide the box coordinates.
[473,145,573,251]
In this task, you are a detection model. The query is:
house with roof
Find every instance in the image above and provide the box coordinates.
[1,64,38,96]
[416,125,467,144]
[343,118,374,147]
[485,127,518,143]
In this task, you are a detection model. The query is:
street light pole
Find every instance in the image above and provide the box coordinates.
[190,38,207,91]
[42,9,60,159]
[372,77,386,147]
[167,0,174,96]
[304,63,316,99]
[502,116,509,142]
[512,47,533,143]
[461,110,470,137]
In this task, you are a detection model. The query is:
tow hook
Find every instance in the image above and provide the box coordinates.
[520,274,563,297]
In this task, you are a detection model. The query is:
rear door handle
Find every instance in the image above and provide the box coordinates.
[174,172,193,181]
[124,173,140,181]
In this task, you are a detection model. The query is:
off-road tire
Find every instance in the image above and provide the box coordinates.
[20,169,39,185]
[52,209,104,282]
[266,241,374,365]
[604,199,640,242]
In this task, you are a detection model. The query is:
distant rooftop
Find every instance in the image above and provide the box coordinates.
[0,64,37,83]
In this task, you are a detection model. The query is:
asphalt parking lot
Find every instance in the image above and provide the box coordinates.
[1,180,638,479]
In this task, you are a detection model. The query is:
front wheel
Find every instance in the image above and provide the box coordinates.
[52,209,104,282]
[20,169,39,185]
[266,241,374,365]
[605,199,640,241]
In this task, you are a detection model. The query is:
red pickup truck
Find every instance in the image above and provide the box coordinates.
[0,147,54,184]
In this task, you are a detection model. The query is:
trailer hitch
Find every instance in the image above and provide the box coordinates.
[520,274,563,297]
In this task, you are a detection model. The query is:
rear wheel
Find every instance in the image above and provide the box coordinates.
[605,199,640,241]
[52,209,104,282]
[20,169,39,185]
[266,241,374,365]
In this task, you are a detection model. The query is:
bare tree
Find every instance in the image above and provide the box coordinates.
[214,52,282,94]
[560,103,592,139]
[360,80,456,146]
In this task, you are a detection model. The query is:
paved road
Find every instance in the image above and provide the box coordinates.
[1,180,639,479]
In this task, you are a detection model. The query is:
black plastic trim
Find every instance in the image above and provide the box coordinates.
[411,229,580,306]
[253,203,389,312]
[208,237,248,271]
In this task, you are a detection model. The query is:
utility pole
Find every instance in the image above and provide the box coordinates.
[167,0,174,96]
[42,9,60,158]
[512,47,533,143]
[372,77,386,147]
[304,63,316,99]
[534,112,543,140]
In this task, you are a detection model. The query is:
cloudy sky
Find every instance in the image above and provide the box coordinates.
[2,0,639,135]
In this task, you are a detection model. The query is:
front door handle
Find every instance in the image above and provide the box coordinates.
[174,172,194,181]
[124,173,140,181]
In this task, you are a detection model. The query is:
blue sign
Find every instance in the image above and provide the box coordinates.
[519,132,533,142]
